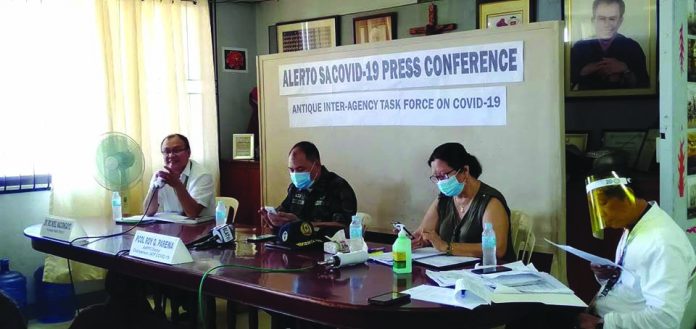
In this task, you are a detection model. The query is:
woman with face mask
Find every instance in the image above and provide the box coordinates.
[413,142,515,262]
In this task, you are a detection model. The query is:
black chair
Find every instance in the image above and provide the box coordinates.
[0,290,27,329]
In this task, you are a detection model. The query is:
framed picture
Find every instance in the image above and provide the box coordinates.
[602,130,647,168]
[689,131,696,175]
[476,0,535,29]
[353,12,397,44]
[565,0,657,97]
[232,134,254,160]
[565,132,589,152]
[276,16,339,53]
[222,47,247,73]
[688,175,696,219]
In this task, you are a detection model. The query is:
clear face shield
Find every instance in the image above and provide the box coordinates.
[585,172,635,239]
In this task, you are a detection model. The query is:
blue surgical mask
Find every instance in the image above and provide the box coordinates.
[437,175,465,197]
[290,163,316,190]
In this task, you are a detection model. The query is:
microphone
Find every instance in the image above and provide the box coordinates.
[188,224,235,249]
[318,250,369,268]
[212,224,235,245]
[153,177,165,189]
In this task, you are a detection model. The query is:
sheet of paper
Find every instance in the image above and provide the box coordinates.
[403,285,486,310]
[455,276,493,304]
[368,247,445,266]
[415,255,479,268]
[545,238,617,267]
[491,292,587,307]
[117,213,213,225]
[426,269,471,287]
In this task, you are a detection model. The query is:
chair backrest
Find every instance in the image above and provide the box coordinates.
[681,266,696,329]
[0,290,26,329]
[215,197,239,224]
[510,210,535,264]
[356,212,372,233]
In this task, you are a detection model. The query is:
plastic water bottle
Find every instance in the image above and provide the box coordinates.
[482,222,497,266]
[111,191,122,222]
[349,215,363,240]
[392,225,412,274]
[215,201,227,226]
[0,259,27,311]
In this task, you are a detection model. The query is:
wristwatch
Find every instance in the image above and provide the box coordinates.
[446,241,453,255]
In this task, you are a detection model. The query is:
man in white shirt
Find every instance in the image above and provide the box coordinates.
[578,171,696,329]
[144,133,215,218]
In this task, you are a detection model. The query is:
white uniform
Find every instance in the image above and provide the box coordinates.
[595,202,696,329]
[147,159,215,218]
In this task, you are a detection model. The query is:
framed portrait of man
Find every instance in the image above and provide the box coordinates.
[565,0,657,97]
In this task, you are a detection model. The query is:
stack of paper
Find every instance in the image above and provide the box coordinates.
[405,260,586,309]
[368,247,445,265]
[118,212,213,224]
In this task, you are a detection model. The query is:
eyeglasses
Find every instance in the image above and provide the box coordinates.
[429,168,460,183]
[161,147,188,155]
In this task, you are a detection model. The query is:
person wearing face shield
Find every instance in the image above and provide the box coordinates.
[258,141,357,237]
[575,171,696,329]
[413,142,515,262]
[570,0,649,90]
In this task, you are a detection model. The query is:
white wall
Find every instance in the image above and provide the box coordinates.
[0,191,51,304]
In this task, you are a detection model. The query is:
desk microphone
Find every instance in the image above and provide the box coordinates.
[188,224,235,249]
[318,250,368,268]
[212,224,235,244]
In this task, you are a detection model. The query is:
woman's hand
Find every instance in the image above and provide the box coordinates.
[410,229,429,248]
[422,230,447,252]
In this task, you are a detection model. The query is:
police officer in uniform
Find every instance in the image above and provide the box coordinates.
[259,141,357,238]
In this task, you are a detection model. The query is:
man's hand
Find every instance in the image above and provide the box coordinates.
[156,166,184,190]
[597,57,628,76]
[579,61,607,77]
[260,210,298,228]
[590,264,620,281]
[422,230,447,252]
[258,207,273,231]
[576,312,602,329]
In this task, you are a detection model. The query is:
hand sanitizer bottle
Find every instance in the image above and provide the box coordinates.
[392,225,412,274]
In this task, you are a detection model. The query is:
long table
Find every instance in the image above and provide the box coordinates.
[24,221,579,328]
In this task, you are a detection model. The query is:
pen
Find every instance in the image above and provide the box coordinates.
[392,221,415,240]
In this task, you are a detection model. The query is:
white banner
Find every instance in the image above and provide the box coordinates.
[288,87,506,127]
[279,41,523,96]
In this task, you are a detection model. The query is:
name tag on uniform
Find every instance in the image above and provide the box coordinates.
[130,231,193,264]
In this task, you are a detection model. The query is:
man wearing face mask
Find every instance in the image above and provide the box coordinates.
[413,142,515,262]
[259,141,358,237]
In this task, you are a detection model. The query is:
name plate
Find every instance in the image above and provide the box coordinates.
[130,231,193,264]
[40,216,86,242]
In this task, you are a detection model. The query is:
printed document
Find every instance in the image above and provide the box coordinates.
[368,247,444,265]
[545,238,617,267]
[118,212,213,224]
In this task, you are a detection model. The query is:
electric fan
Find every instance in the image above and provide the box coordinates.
[93,132,145,195]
